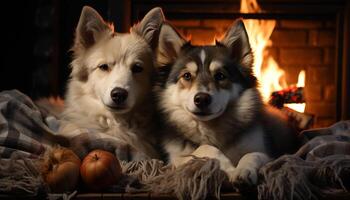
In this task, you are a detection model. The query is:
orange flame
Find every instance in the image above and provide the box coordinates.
[241,0,306,113]
[285,70,306,112]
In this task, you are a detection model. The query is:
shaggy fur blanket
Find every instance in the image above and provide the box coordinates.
[0,90,350,200]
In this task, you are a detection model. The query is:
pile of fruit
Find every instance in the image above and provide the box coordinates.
[40,147,122,192]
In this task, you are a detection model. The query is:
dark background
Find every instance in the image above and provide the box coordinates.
[0,0,130,99]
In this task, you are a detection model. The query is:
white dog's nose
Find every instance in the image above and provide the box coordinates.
[111,87,128,105]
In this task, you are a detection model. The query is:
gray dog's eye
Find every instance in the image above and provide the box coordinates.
[98,64,110,71]
[131,63,143,74]
[214,72,226,81]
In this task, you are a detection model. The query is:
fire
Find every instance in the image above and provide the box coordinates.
[260,57,287,101]
[284,70,306,112]
[240,0,306,112]
[296,70,306,88]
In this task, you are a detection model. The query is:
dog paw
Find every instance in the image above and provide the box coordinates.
[97,115,112,129]
[228,166,258,189]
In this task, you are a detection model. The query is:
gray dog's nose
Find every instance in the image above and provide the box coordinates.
[194,93,212,109]
[111,87,128,105]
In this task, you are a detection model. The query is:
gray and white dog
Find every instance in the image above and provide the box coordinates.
[156,20,298,186]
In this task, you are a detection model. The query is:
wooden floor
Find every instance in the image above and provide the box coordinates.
[2,192,350,199]
[77,193,242,199]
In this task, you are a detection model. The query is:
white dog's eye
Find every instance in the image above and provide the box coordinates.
[214,72,226,81]
[131,63,143,74]
[182,72,192,81]
[98,64,110,72]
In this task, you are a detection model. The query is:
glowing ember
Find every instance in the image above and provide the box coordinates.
[285,70,306,112]
[240,0,306,112]
[284,103,306,113]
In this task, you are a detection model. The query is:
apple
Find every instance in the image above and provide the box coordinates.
[41,147,81,192]
[80,149,122,191]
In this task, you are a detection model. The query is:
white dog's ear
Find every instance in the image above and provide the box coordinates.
[220,19,253,69]
[74,6,112,52]
[157,23,186,66]
[132,7,165,49]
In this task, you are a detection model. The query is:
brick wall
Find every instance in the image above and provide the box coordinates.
[169,19,337,128]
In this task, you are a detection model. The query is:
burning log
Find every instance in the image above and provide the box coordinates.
[269,86,304,109]
[269,86,313,130]
[281,107,314,131]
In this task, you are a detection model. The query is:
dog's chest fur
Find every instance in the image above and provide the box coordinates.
[62,83,159,158]
[173,115,229,147]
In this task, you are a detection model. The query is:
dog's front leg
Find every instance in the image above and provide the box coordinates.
[189,147,272,187]
[228,152,271,186]
[165,139,196,167]
[190,144,236,173]
[170,144,237,177]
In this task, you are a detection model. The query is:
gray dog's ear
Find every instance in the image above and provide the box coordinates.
[74,6,112,52]
[132,7,165,50]
[157,23,186,66]
[220,19,253,69]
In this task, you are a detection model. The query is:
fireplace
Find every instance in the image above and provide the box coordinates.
[112,0,350,128]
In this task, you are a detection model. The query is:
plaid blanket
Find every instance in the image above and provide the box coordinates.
[258,120,350,200]
[0,90,67,158]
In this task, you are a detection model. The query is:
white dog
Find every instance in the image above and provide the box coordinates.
[59,6,164,159]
